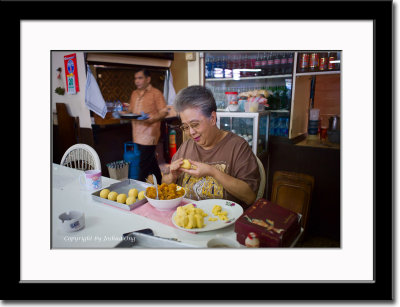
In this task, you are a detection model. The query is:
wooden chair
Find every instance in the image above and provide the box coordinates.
[256,156,266,200]
[61,144,101,171]
[271,171,314,235]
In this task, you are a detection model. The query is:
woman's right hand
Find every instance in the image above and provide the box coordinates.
[169,158,184,182]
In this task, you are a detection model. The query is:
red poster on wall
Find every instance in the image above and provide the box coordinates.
[64,53,80,94]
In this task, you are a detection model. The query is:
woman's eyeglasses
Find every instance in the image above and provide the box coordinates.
[180,121,201,132]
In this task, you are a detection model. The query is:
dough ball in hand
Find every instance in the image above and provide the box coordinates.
[181,159,191,169]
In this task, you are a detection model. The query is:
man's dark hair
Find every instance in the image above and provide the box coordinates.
[135,68,151,78]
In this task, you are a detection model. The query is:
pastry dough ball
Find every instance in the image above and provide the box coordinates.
[100,189,110,199]
[128,188,139,198]
[126,196,136,205]
[138,190,146,200]
[116,193,127,204]
[107,191,118,201]
[181,159,191,169]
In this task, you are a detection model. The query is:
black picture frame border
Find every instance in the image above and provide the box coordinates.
[8,0,393,301]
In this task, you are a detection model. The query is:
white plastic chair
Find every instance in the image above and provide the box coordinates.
[255,156,266,200]
[60,144,101,171]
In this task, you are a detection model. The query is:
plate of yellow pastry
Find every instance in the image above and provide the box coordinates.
[171,199,244,232]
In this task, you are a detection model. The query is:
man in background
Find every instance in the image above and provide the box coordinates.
[126,69,168,183]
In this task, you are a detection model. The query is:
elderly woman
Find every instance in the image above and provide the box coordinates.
[162,85,260,208]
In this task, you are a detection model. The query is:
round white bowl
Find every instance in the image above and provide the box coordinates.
[145,186,186,211]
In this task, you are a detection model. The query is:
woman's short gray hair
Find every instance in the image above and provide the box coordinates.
[174,86,217,118]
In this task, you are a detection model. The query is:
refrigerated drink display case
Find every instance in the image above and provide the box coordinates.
[216,111,269,155]
[203,51,341,143]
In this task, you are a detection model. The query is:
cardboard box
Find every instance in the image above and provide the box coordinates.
[234,199,301,247]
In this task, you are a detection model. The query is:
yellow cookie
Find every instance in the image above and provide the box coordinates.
[107,191,118,201]
[138,190,146,200]
[181,159,191,169]
[128,188,138,198]
[126,196,136,205]
[100,189,110,199]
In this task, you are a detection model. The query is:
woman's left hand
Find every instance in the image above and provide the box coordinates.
[180,160,215,178]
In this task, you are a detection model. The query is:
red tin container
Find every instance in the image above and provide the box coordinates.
[234,199,301,247]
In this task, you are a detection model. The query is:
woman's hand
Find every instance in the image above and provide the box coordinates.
[180,160,215,178]
[169,158,184,182]
[181,159,256,206]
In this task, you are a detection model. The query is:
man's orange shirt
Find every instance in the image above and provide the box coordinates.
[128,84,167,145]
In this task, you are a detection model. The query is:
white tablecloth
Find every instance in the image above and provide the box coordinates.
[52,163,238,248]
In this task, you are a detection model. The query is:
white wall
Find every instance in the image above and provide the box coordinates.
[187,52,204,86]
[51,51,92,128]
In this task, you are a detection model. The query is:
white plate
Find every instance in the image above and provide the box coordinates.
[171,199,244,232]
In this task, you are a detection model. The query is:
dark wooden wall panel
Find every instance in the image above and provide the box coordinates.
[265,137,340,241]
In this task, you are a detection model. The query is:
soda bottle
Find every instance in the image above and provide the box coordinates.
[280,53,288,74]
[287,52,294,74]
[205,56,212,78]
[222,56,227,78]
[308,52,319,72]
[269,116,276,136]
[297,52,309,73]
[210,56,216,78]
[225,55,233,79]
[244,53,251,77]
[318,52,328,71]
[250,53,256,76]
[276,117,282,136]
[254,52,262,76]
[234,54,240,70]
[238,54,245,77]
[261,52,267,76]
[267,52,274,75]
[217,56,224,78]
[275,53,282,74]
[284,117,289,137]
[227,54,233,70]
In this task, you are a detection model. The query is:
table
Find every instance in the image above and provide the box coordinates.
[52,163,302,248]
[52,163,241,248]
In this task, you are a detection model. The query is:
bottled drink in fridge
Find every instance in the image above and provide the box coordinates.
[250,54,256,76]
[297,52,309,73]
[261,52,267,76]
[244,53,251,77]
[224,55,233,78]
[269,116,276,136]
[287,53,294,74]
[267,52,274,75]
[283,117,289,137]
[234,54,240,70]
[238,54,245,77]
[205,56,213,78]
[214,56,224,78]
[255,52,262,76]
[280,53,288,74]
[227,54,234,71]
[308,52,319,72]
[276,117,282,136]
[210,57,216,78]
[273,53,281,75]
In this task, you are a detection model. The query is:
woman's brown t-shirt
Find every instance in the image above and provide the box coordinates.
[172,131,260,207]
